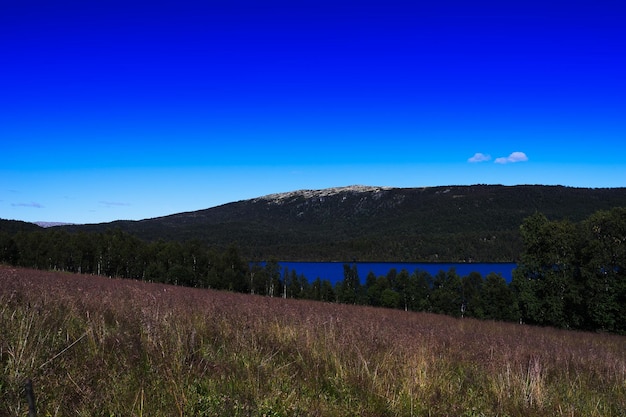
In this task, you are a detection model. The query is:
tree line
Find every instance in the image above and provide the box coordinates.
[1,206,624,333]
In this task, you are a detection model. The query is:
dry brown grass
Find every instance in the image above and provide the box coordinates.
[1,265,625,416]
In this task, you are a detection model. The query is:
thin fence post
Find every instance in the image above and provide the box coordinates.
[24,378,37,417]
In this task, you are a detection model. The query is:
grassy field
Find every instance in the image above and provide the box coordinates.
[1,265,625,416]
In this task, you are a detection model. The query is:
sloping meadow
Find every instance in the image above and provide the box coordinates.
[1,265,625,416]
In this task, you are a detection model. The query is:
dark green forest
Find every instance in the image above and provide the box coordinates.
[55,185,626,262]
[1,206,625,333]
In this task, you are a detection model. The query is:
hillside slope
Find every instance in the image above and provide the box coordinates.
[0,218,42,234]
[58,184,626,262]
[3,265,624,416]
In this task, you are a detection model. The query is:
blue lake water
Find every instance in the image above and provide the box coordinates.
[253,262,518,284]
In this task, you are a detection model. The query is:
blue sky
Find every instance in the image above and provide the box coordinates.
[2,0,625,224]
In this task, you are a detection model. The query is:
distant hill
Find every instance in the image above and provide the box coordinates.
[0,218,42,234]
[56,184,626,262]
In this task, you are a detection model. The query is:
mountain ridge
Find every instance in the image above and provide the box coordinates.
[46,184,626,262]
[254,185,393,203]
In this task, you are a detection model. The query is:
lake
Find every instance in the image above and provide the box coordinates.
[253,261,518,284]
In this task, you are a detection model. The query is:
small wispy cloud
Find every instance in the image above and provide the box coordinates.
[468,153,492,163]
[99,201,131,207]
[12,202,44,208]
[495,151,529,164]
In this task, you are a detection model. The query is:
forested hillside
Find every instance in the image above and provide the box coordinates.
[54,184,626,262]
[0,219,41,234]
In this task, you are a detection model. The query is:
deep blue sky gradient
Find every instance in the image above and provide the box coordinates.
[2,1,625,223]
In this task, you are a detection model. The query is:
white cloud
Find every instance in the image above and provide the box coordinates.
[495,151,528,164]
[12,202,44,208]
[468,152,491,163]
[99,201,131,207]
